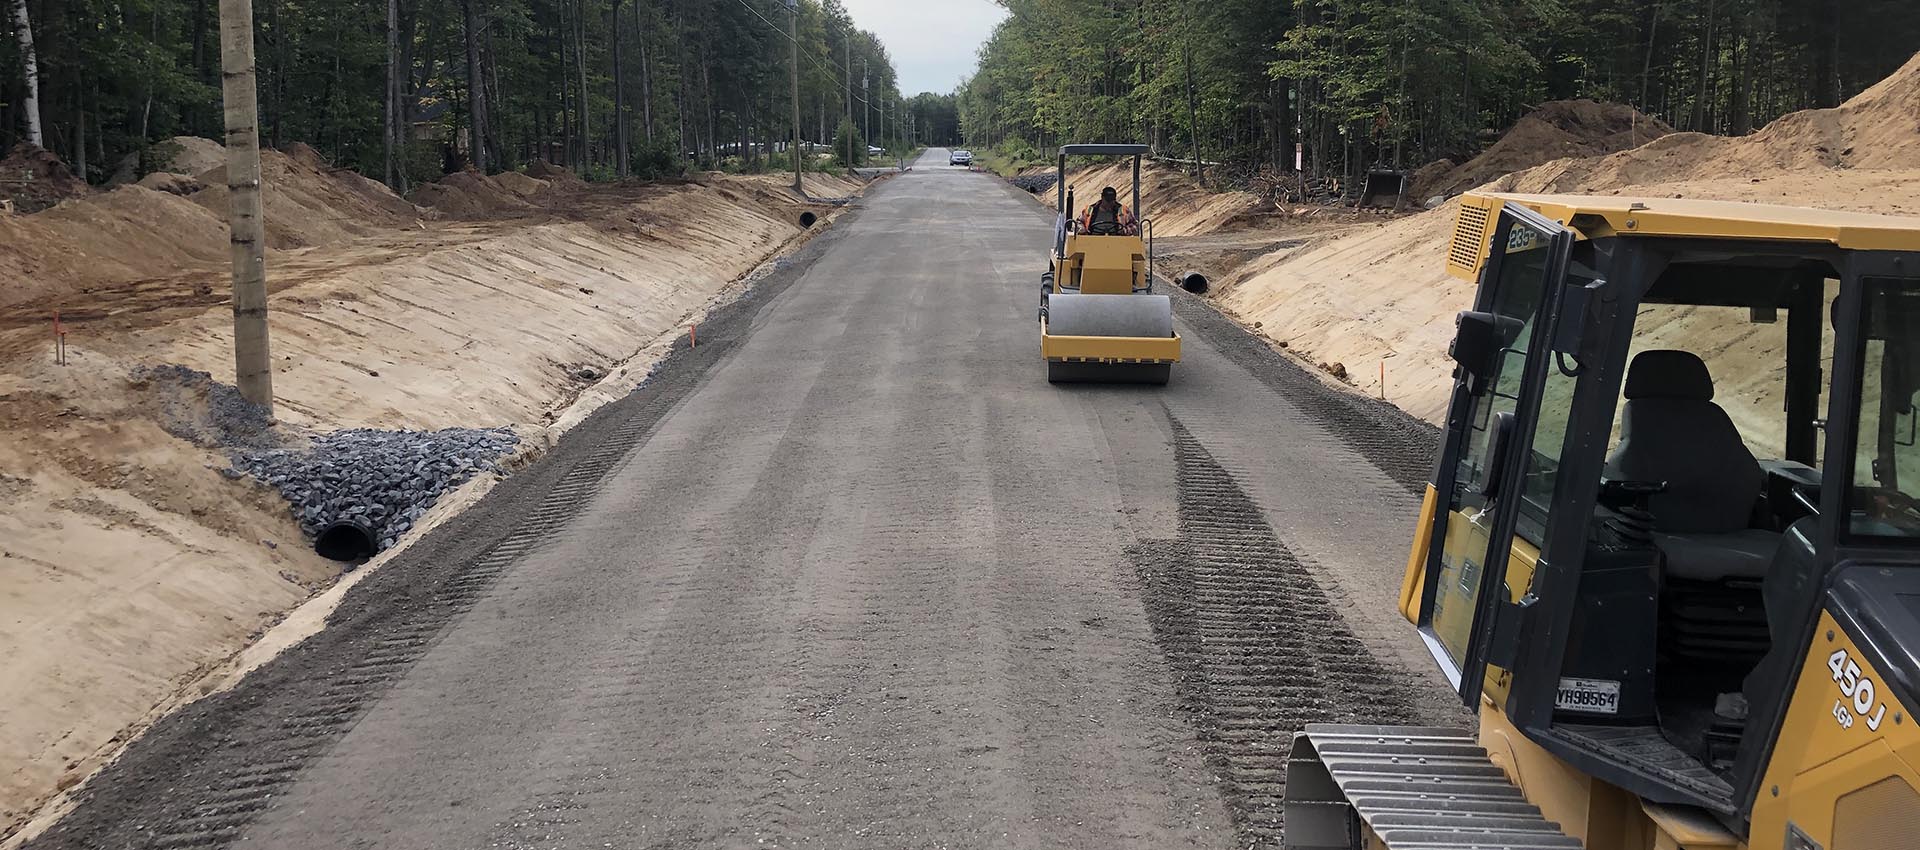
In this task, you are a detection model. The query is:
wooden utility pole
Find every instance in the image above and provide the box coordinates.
[12,0,43,146]
[218,0,273,412]
[786,0,801,192]
[843,30,852,165]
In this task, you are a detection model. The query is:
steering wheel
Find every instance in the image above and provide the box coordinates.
[1087,219,1121,236]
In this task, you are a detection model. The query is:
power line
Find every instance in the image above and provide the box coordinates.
[725,0,885,110]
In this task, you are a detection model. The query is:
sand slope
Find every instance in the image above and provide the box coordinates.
[0,148,862,839]
[1219,51,1920,425]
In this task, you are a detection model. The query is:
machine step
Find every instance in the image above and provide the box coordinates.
[1285,724,1584,850]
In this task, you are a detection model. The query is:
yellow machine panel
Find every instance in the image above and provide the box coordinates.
[1750,612,1920,850]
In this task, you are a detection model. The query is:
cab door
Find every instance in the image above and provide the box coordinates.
[1417,203,1573,706]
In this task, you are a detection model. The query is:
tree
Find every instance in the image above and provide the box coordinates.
[11,0,41,146]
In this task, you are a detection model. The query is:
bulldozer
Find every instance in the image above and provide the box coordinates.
[1039,144,1207,385]
[1285,193,1920,849]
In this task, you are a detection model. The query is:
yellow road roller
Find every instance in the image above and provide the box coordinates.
[1038,144,1207,385]
[1285,193,1920,849]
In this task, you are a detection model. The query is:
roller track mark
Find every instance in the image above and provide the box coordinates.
[1166,290,1440,495]
[1130,416,1421,849]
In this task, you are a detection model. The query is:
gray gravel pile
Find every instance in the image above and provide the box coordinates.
[230,427,521,552]
[1010,173,1059,194]
[132,364,281,450]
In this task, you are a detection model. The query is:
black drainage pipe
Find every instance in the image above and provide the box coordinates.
[799,211,818,228]
[314,518,378,562]
[1179,270,1211,295]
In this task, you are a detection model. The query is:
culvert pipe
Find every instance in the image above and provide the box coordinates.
[799,211,818,228]
[1179,271,1211,295]
[314,517,378,562]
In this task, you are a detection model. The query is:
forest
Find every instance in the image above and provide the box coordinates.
[959,0,1920,180]
[0,0,933,189]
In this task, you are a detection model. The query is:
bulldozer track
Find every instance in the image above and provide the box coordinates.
[1133,416,1422,848]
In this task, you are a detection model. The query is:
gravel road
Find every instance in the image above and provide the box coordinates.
[27,150,1463,850]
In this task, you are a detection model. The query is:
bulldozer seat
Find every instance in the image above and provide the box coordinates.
[1606,350,1778,582]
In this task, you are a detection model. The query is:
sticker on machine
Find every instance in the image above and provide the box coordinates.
[1556,678,1622,714]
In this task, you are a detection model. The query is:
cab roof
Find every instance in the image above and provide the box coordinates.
[1481,192,1920,252]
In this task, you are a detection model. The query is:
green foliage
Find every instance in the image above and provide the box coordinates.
[830,115,863,167]
[0,0,904,189]
[959,0,1920,179]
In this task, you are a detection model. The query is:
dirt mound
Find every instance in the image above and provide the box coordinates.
[492,171,550,197]
[136,172,204,195]
[1490,52,1920,195]
[1,143,91,213]
[158,136,227,177]
[524,159,587,188]
[192,145,420,247]
[1413,100,1673,199]
[408,171,540,217]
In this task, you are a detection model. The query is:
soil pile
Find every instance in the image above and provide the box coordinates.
[191,142,420,247]
[409,170,541,217]
[0,144,91,213]
[1413,100,1673,199]
[1489,51,1920,194]
[156,136,227,177]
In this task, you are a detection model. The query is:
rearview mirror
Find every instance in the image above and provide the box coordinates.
[1451,311,1522,386]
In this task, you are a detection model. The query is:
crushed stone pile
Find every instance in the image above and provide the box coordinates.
[230,426,520,553]
[1010,172,1059,194]
[132,364,282,450]
[1412,100,1674,200]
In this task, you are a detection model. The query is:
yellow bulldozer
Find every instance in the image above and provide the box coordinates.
[1039,144,1208,385]
[1286,193,1920,849]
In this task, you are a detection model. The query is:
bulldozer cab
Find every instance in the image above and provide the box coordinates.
[1402,193,1920,836]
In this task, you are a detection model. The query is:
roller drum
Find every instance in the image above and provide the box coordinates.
[1046,293,1173,338]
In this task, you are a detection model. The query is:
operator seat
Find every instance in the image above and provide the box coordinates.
[1606,350,1778,582]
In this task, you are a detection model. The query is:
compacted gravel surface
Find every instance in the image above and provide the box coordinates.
[30,150,1461,850]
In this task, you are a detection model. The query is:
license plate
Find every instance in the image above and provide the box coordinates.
[1556,677,1621,714]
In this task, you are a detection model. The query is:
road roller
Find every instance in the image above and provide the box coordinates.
[1038,144,1207,385]
[1286,192,1920,849]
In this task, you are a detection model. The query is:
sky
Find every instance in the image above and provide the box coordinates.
[839,0,1008,96]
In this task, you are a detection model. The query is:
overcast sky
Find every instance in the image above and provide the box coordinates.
[840,0,1008,96]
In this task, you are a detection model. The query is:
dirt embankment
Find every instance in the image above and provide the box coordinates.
[1209,51,1920,424]
[0,141,863,840]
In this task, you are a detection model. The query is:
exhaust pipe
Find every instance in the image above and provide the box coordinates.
[314,517,378,562]
[799,211,818,228]
[1179,271,1211,295]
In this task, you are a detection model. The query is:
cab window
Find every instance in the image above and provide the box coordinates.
[1848,277,1920,538]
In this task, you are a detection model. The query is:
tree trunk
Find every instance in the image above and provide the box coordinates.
[635,0,652,143]
[1183,25,1202,184]
[463,0,489,171]
[218,0,274,411]
[575,0,590,169]
[386,0,400,186]
[12,0,41,146]
[612,0,627,176]
[1693,0,1714,131]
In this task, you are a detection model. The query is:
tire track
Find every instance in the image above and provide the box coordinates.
[1130,415,1422,848]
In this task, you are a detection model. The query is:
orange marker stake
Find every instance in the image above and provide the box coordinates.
[690,324,697,349]
[1379,361,1386,399]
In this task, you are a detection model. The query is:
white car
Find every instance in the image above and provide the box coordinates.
[949,150,973,166]
[867,145,886,157]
